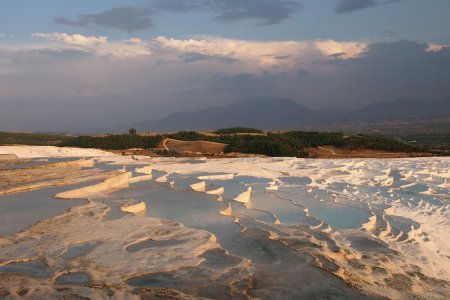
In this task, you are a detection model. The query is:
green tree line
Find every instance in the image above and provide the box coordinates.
[213,127,263,134]
[61,135,164,150]
[59,129,418,156]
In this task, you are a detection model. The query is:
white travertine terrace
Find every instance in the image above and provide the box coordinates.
[0,158,118,195]
[234,186,252,208]
[155,173,169,183]
[219,202,233,216]
[0,154,18,160]
[189,181,206,192]
[47,158,95,168]
[0,202,239,299]
[135,165,152,175]
[206,186,225,196]
[0,145,112,158]
[121,201,146,214]
[55,172,132,199]
[266,181,279,190]
[198,174,234,180]
[129,174,153,183]
[1,146,449,299]
[130,165,153,183]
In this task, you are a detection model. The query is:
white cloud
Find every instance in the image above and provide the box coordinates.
[1,35,449,132]
[426,43,449,52]
[0,33,15,38]
[31,32,151,58]
[16,33,369,64]
[32,32,108,46]
[153,36,368,67]
[313,40,367,59]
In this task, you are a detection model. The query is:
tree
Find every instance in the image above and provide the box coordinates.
[129,128,137,135]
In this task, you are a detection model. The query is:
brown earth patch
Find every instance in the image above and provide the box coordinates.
[306,146,432,159]
[157,138,227,155]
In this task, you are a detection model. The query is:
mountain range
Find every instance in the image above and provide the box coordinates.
[129,98,450,132]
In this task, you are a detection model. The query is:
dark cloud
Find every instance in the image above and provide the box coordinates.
[323,40,450,105]
[384,30,395,37]
[335,0,377,14]
[153,0,204,12]
[0,48,89,63]
[273,55,291,60]
[178,52,238,64]
[296,69,311,77]
[328,52,347,59]
[213,72,278,85]
[207,0,302,25]
[211,41,450,109]
[55,0,302,31]
[261,54,290,60]
[213,72,272,89]
[155,0,302,24]
[55,6,154,32]
[212,71,285,97]
[2,39,449,131]
[335,0,405,14]
[54,16,89,27]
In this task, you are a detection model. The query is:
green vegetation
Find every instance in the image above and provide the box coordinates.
[2,129,420,157]
[128,128,137,135]
[169,131,205,141]
[61,130,418,156]
[219,131,416,157]
[0,131,71,146]
[61,135,163,150]
[163,130,416,157]
[213,127,263,135]
[223,135,308,157]
[322,119,450,155]
[342,134,417,152]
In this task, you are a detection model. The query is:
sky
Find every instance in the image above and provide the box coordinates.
[0,0,449,132]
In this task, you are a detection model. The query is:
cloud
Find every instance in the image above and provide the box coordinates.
[55,0,302,32]
[335,0,404,14]
[155,0,303,25]
[203,40,450,109]
[2,35,449,132]
[32,32,108,46]
[31,33,151,58]
[426,43,449,52]
[153,36,367,67]
[213,71,277,90]
[0,33,15,38]
[7,32,368,66]
[320,40,450,105]
[178,52,238,64]
[200,0,302,25]
[335,0,377,14]
[296,69,311,77]
[55,6,154,32]
[210,71,297,100]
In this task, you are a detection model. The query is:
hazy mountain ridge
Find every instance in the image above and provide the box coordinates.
[131,98,450,132]
[350,98,450,121]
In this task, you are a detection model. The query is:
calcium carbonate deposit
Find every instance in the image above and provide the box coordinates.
[0,146,449,299]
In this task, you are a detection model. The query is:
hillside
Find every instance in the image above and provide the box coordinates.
[0,132,71,146]
[129,98,450,132]
[61,129,423,158]
[349,98,450,121]
[156,138,227,154]
[132,98,317,132]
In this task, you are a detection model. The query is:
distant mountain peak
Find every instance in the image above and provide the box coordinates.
[132,98,314,132]
[128,98,450,132]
